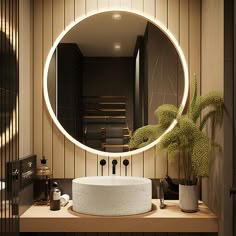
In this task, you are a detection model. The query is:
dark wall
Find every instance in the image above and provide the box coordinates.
[133,36,147,130]
[57,43,83,140]
[224,0,235,233]
[83,57,134,130]
[143,22,184,125]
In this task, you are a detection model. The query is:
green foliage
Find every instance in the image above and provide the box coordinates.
[129,104,178,149]
[129,124,165,149]
[129,78,224,184]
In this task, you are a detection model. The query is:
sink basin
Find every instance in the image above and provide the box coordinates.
[72,176,152,216]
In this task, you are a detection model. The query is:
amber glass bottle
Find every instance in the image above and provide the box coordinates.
[50,182,61,211]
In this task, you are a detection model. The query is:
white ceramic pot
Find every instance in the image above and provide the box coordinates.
[179,184,198,212]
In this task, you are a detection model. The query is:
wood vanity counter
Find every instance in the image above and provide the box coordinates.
[20,200,218,232]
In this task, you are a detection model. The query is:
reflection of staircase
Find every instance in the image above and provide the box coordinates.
[82,96,130,152]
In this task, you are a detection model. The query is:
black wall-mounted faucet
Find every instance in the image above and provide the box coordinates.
[100,159,106,176]
[112,159,118,175]
[123,159,129,176]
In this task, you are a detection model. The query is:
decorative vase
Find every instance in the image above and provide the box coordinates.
[179,184,198,212]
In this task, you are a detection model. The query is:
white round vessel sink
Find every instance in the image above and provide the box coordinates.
[72,176,152,216]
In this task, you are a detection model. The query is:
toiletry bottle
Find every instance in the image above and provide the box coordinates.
[50,182,61,211]
[36,156,51,204]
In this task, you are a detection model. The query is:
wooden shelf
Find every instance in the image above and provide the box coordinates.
[101,144,129,148]
[83,116,126,119]
[99,102,126,105]
[20,200,218,233]
[101,127,129,130]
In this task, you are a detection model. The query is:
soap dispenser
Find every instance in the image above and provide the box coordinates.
[36,156,51,205]
[50,182,61,211]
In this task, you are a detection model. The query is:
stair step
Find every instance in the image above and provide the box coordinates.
[99,102,126,105]
[83,116,126,119]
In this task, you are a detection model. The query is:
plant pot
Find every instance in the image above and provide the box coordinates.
[179,184,198,212]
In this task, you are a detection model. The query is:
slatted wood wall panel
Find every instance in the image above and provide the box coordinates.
[19,0,33,158]
[33,0,201,179]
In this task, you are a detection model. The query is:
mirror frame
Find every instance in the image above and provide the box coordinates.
[43,8,189,157]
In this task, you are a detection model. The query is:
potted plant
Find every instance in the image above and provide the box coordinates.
[129,78,224,212]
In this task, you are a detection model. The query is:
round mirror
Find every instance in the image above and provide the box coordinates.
[44,9,189,157]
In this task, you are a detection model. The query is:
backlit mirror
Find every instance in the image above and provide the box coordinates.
[44,10,189,156]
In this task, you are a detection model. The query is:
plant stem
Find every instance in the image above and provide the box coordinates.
[183,149,188,185]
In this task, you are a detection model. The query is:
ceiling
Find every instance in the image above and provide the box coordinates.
[61,12,148,57]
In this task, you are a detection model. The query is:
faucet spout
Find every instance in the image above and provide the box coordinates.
[112,159,118,175]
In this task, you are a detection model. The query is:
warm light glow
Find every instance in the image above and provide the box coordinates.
[0,19,17,55]
[0,16,18,147]
[112,13,122,20]
[43,9,189,157]
[0,104,18,147]
[113,42,121,50]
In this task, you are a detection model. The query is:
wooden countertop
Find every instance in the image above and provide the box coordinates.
[20,200,218,232]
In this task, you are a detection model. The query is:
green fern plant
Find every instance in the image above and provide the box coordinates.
[129,104,178,149]
[130,78,224,185]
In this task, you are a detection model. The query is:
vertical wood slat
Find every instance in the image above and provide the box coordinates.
[120,0,131,8]
[131,153,144,177]
[144,0,155,17]
[65,140,75,178]
[43,111,53,169]
[180,0,189,65]
[168,0,179,40]
[167,0,180,179]
[109,0,121,7]
[98,0,109,10]
[42,0,53,171]
[156,151,168,178]
[75,146,86,177]
[86,152,98,176]
[65,0,75,26]
[52,0,64,41]
[75,0,86,19]
[98,155,109,176]
[144,147,155,178]
[189,0,201,97]
[121,155,131,176]
[86,0,98,14]
[155,0,167,26]
[33,0,43,166]
[19,0,33,158]
[64,0,76,179]
[52,0,65,178]
[131,0,143,12]
[52,125,65,177]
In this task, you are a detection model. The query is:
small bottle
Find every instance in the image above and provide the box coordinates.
[50,182,61,211]
[36,157,51,204]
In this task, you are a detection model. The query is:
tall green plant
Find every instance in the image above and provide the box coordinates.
[129,78,224,184]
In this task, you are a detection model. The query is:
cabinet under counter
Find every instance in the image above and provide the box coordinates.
[20,200,218,233]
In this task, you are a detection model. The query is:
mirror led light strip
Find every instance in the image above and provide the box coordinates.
[43,9,189,157]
